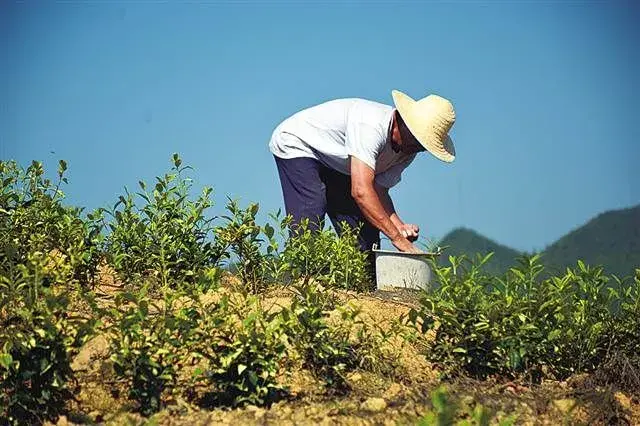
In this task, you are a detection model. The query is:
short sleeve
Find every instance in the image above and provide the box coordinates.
[345,104,387,170]
[374,156,416,189]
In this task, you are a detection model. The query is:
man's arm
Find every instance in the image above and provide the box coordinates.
[350,156,421,253]
[375,184,403,229]
[375,183,420,242]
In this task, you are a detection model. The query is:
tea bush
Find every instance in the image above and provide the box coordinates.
[408,253,640,382]
[104,283,193,416]
[213,199,286,293]
[280,281,395,392]
[279,218,372,291]
[0,253,95,425]
[8,154,638,422]
[215,206,373,293]
[1,160,99,425]
[0,159,102,287]
[100,154,222,289]
[188,292,288,407]
[102,273,288,413]
[94,154,373,294]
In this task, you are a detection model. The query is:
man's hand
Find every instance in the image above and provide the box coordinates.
[391,236,424,253]
[399,224,420,242]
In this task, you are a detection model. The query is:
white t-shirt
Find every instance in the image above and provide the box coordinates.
[269,98,416,189]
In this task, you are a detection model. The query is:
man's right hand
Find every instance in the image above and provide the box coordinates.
[391,235,424,254]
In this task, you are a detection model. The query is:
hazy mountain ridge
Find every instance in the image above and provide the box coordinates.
[437,204,640,278]
[435,227,523,275]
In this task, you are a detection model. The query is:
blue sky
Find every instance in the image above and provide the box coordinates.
[1,1,638,253]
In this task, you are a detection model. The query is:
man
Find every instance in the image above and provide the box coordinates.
[268,89,456,263]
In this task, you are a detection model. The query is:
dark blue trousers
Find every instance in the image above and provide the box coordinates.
[273,155,380,254]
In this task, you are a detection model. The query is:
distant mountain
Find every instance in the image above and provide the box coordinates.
[436,204,640,279]
[540,204,640,279]
[436,227,524,275]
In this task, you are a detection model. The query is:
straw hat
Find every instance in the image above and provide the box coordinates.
[391,89,456,163]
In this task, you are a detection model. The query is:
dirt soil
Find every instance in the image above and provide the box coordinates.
[49,271,639,426]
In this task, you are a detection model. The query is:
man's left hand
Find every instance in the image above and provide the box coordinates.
[399,224,420,242]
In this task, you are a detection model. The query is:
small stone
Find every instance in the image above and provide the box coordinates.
[253,408,266,419]
[361,397,387,412]
[504,385,517,395]
[56,416,69,426]
[384,420,396,426]
[383,383,402,399]
[89,411,102,422]
[245,404,259,411]
[318,418,334,426]
[614,392,632,411]
[348,372,363,382]
[553,398,576,413]
[306,406,320,417]
[461,395,475,406]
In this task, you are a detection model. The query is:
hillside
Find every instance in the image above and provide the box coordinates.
[436,204,640,278]
[436,227,523,275]
[540,204,640,278]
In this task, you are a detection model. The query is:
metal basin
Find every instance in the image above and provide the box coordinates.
[372,244,441,291]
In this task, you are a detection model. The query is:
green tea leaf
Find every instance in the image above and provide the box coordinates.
[58,159,67,176]
[0,353,13,369]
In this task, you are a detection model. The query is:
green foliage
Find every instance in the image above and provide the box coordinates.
[105,283,198,416]
[95,154,372,294]
[0,156,381,420]
[103,276,288,413]
[189,293,288,407]
[0,159,102,287]
[280,218,371,291]
[0,160,98,425]
[279,281,392,392]
[101,154,221,289]
[408,253,640,382]
[417,385,517,426]
[7,154,636,423]
[0,252,95,425]
[213,199,285,293]
[280,281,354,391]
[215,206,372,293]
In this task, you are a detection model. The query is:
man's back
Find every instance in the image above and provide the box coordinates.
[269,97,413,187]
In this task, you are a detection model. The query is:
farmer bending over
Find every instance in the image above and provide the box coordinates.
[268,89,457,269]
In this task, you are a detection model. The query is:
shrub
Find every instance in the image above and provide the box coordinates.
[213,199,284,293]
[279,281,394,392]
[103,271,288,413]
[0,159,98,425]
[0,159,102,287]
[408,253,640,382]
[0,253,95,425]
[279,281,352,391]
[101,154,222,289]
[279,218,372,291]
[214,207,373,294]
[189,292,288,407]
[105,283,194,416]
